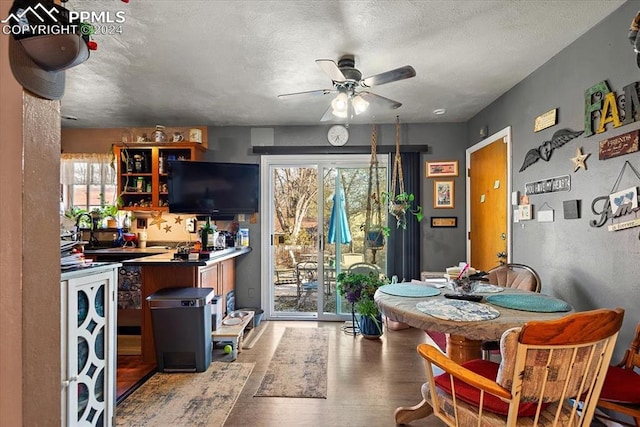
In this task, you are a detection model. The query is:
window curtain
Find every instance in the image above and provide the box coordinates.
[60,153,116,186]
[386,152,421,282]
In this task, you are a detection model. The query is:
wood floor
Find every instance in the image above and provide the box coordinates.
[115,321,445,426]
[116,355,155,404]
[224,321,445,427]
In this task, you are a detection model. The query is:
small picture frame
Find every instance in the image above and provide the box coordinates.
[431,216,457,228]
[426,160,459,178]
[434,180,454,208]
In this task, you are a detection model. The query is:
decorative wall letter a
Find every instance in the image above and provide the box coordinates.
[519,128,584,172]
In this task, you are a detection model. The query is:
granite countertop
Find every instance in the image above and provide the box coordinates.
[122,246,251,266]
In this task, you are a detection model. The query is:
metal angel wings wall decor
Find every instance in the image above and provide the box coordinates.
[519,129,584,172]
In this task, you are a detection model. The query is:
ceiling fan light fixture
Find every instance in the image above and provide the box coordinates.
[331,92,349,113]
[352,94,369,115]
[332,108,348,118]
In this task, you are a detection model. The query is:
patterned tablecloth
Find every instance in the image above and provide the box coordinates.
[416,299,500,322]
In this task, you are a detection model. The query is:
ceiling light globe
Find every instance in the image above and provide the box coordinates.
[352,95,369,115]
[331,93,349,112]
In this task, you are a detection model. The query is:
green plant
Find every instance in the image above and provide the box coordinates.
[381,191,423,230]
[337,270,388,335]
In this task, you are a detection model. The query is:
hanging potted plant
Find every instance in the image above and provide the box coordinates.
[382,191,423,230]
[362,192,389,248]
[337,271,388,338]
[363,224,388,248]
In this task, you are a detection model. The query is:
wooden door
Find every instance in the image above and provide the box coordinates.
[468,131,509,271]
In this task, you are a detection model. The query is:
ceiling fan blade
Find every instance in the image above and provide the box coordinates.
[361,65,416,87]
[316,59,347,82]
[278,89,336,99]
[358,91,402,109]
[320,104,335,122]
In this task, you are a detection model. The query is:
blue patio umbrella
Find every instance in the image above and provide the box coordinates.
[327,189,352,244]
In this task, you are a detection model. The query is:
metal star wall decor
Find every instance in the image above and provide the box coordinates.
[519,128,584,172]
[163,224,172,233]
[149,211,168,229]
[174,216,183,224]
[571,147,590,172]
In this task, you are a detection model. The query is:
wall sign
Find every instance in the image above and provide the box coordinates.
[598,129,639,160]
[584,80,640,137]
[563,200,581,219]
[590,195,640,228]
[519,129,584,172]
[525,175,571,195]
[591,161,640,230]
[534,108,557,132]
[430,217,457,228]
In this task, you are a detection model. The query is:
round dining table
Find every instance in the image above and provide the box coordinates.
[375,283,574,364]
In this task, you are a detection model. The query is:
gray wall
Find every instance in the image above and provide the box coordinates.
[211,1,639,357]
[206,123,467,309]
[467,1,639,355]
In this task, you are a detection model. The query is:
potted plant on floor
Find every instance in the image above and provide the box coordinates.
[337,270,388,338]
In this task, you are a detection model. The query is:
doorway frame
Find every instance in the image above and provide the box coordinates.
[260,153,386,321]
[465,126,512,264]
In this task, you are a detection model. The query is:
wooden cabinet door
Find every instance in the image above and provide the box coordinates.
[198,263,219,294]
[218,259,236,308]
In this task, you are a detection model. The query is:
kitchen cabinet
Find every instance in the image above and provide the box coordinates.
[60,264,119,427]
[122,248,250,364]
[198,258,234,307]
[218,258,236,308]
[113,142,206,211]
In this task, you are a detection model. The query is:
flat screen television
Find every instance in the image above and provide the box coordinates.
[167,160,259,218]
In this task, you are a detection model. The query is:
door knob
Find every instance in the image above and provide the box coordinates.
[500,233,506,240]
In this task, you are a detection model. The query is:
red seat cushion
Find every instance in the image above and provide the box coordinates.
[434,359,546,417]
[600,366,640,403]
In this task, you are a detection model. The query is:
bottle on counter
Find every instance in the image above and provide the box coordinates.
[201,217,214,251]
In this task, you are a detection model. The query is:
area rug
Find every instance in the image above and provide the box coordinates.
[116,362,254,426]
[254,327,328,398]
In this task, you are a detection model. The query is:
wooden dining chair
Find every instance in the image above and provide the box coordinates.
[395,307,625,427]
[481,263,542,360]
[594,322,640,427]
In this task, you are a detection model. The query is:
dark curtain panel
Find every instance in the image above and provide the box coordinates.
[386,152,421,281]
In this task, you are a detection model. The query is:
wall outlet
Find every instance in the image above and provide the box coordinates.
[186,217,196,233]
[237,214,245,222]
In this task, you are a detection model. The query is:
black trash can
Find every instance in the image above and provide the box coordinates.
[147,287,214,372]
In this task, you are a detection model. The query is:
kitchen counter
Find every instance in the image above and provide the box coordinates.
[122,246,251,266]
[60,261,123,279]
[117,246,252,364]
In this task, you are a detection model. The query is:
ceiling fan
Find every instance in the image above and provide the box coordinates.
[278,54,416,122]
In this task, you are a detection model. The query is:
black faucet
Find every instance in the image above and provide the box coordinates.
[76,212,100,248]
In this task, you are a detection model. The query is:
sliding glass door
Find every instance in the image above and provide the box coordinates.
[261,154,388,320]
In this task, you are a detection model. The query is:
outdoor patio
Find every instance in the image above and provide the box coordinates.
[273,278,339,313]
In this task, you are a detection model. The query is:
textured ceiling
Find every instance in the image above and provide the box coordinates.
[61,0,626,128]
